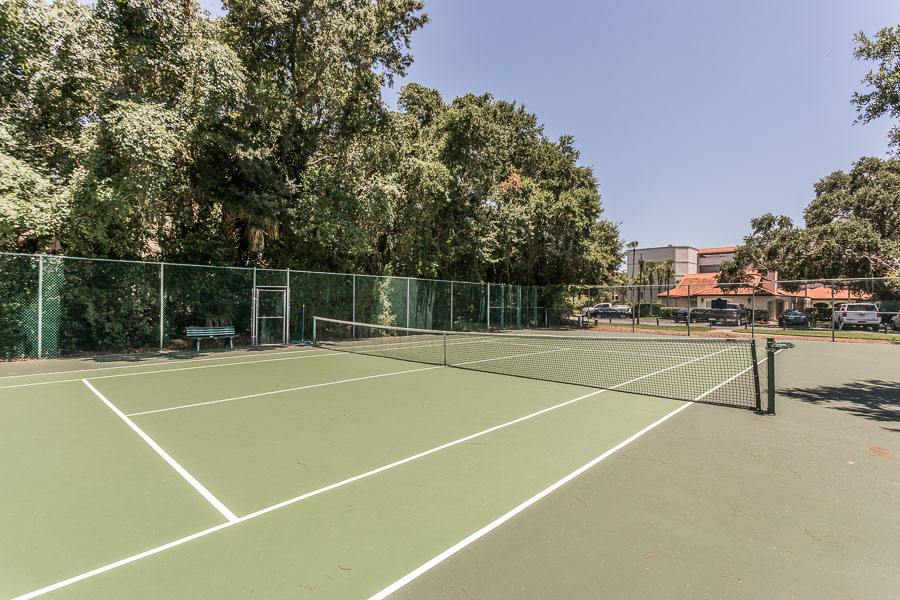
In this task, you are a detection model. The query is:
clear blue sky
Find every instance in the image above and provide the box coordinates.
[201,0,897,251]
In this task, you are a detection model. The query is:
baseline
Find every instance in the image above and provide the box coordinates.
[0,348,318,380]
[0,350,346,390]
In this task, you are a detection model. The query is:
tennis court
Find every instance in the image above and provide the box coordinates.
[1,323,897,599]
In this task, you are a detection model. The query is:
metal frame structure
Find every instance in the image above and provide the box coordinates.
[251,286,289,346]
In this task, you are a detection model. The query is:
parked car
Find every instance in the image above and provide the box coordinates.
[833,303,881,331]
[708,299,750,326]
[891,313,900,331]
[582,303,620,318]
[673,308,709,323]
[613,304,633,317]
[778,309,809,328]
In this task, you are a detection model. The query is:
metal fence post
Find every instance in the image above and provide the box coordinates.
[487,284,491,329]
[285,268,291,343]
[831,284,835,342]
[251,267,257,346]
[406,277,410,329]
[37,255,43,358]
[450,281,454,331]
[686,284,691,337]
[517,286,522,329]
[159,263,165,350]
[751,287,755,339]
[352,274,357,338]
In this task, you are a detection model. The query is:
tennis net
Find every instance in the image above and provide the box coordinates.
[314,317,764,410]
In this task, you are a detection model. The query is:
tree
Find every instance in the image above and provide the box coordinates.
[852,25,900,155]
[721,157,900,282]
[0,1,623,287]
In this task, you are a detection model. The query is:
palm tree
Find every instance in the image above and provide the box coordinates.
[663,258,675,306]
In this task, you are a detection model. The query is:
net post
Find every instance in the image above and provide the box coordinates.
[159,263,165,350]
[750,339,761,411]
[766,338,776,414]
[312,316,317,347]
[442,332,447,366]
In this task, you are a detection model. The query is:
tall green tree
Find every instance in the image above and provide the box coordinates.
[1,0,622,287]
[852,25,900,154]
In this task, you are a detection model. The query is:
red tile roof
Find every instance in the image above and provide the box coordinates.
[658,273,764,298]
[777,286,870,301]
[658,273,871,301]
[697,246,738,254]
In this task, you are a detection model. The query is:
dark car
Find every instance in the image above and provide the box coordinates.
[673,308,709,323]
[778,309,809,328]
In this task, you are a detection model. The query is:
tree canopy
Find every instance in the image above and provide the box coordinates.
[852,25,900,155]
[0,0,622,285]
[720,157,900,282]
[722,25,900,284]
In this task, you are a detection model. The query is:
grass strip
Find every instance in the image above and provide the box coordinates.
[733,327,900,341]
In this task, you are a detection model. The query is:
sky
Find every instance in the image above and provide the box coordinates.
[200,0,898,251]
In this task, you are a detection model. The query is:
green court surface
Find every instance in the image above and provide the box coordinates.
[1,338,898,599]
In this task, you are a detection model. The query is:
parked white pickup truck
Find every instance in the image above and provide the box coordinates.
[833,303,881,331]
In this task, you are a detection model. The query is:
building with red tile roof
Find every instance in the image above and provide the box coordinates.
[657,272,871,315]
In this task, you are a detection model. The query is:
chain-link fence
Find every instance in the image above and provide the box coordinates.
[573,276,900,340]
[3,252,898,359]
[0,253,577,359]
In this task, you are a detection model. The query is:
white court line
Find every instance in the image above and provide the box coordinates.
[12,345,741,600]
[0,351,346,390]
[366,400,697,600]
[0,348,318,380]
[126,365,443,417]
[366,352,775,600]
[80,380,238,523]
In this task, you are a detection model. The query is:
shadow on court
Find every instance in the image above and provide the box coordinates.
[781,379,900,429]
